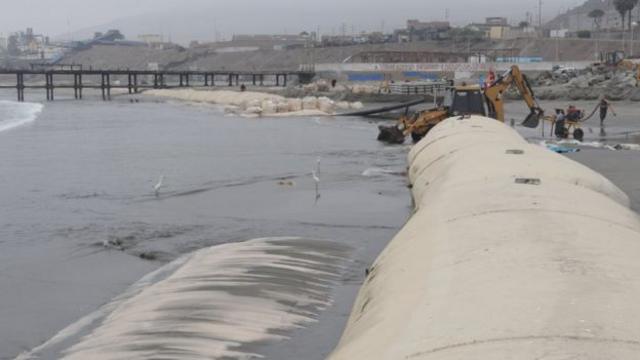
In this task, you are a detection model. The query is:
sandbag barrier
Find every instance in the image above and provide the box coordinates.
[329,116,640,359]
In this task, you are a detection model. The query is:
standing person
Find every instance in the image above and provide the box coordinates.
[599,96,617,127]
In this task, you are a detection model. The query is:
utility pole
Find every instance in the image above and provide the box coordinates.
[538,0,543,28]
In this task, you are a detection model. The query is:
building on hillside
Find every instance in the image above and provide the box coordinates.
[138,34,164,45]
[347,50,467,63]
[321,32,391,47]
[405,20,451,41]
[229,33,316,49]
[549,29,570,38]
[4,27,65,60]
[486,17,508,26]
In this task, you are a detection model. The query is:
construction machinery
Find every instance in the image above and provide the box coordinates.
[378,65,544,144]
[597,50,640,85]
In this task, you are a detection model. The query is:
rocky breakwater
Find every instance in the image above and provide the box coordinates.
[530,64,640,101]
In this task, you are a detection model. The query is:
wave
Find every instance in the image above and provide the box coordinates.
[0,101,43,133]
[362,167,405,177]
[18,237,351,360]
[539,139,640,152]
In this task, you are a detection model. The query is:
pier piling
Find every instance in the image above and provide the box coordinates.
[0,68,313,101]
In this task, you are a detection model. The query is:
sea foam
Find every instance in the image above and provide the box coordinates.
[0,100,43,133]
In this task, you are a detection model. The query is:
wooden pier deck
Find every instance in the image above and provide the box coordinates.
[0,69,316,102]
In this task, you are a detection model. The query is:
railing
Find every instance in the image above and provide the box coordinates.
[388,80,453,95]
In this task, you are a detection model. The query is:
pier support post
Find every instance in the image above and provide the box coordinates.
[45,72,54,101]
[101,74,106,100]
[228,74,233,87]
[16,73,24,102]
[211,73,215,86]
[260,74,264,86]
[179,74,184,87]
[106,73,111,100]
[153,73,158,89]
[204,74,209,86]
[252,74,256,86]
[276,74,280,87]
[78,73,83,99]
[128,73,133,94]
[235,74,240,86]
[74,73,79,99]
[133,74,138,93]
[185,73,190,87]
[283,74,287,87]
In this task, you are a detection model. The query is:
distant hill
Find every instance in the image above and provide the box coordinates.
[545,0,625,32]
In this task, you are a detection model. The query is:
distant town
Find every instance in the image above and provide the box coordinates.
[2,0,640,67]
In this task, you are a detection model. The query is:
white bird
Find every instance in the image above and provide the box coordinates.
[154,175,165,197]
[312,169,320,200]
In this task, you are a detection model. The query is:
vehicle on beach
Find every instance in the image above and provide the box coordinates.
[378,65,544,144]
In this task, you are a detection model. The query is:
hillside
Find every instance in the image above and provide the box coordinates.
[57,37,637,72]
[545,0,623,32]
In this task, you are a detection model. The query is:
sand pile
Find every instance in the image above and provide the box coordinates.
[145,89,364,117]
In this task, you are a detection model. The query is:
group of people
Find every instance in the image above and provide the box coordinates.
[555,97,616,127]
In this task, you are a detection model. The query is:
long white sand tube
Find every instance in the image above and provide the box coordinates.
[47,237,349,360]
[330,116,640,359]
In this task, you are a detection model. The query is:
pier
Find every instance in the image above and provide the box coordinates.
[0,69,316,102]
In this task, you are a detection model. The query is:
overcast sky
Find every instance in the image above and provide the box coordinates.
[1,0,586,41]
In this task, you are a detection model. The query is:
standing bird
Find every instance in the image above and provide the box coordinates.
[154,175,165,197]
[312,169,320,200]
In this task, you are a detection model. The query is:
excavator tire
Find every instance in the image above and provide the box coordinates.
[378,125,406,144]
[573,128,584,142]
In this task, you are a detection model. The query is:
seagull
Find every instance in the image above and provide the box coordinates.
[154,175,165,197]
[312,169,320,200]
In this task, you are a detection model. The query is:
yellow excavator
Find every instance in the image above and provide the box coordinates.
[378,65,544,144]
[595,50,640,85]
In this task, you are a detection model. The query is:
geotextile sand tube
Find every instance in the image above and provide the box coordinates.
[330,115,640,359]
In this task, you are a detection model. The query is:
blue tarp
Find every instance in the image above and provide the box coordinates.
[347,73,385,81]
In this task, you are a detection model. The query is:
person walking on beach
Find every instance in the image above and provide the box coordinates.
[599,97,616,127]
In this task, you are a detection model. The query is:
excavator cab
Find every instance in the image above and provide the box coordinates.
[449,86,487,117]
[602,50,626,66]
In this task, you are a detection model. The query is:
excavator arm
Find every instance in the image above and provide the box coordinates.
[484,65,544,128]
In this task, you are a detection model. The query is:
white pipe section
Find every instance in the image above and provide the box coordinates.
[330,116,640,359]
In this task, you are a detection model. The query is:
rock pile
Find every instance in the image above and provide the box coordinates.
[531,64,640,101]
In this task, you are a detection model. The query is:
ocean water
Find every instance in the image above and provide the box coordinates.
[0,101,43,133]
[0,92,412,359]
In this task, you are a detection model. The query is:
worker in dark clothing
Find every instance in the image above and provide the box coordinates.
[598,97,616,127]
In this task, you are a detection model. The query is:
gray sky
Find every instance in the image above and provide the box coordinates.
[1,0,584,42]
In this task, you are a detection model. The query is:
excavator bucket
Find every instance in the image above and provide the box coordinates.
[522,111,542,128]
[377,125,406,144]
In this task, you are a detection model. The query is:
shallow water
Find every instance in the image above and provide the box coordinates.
[0,91,411,359]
